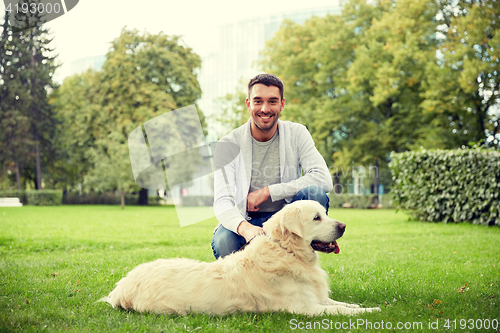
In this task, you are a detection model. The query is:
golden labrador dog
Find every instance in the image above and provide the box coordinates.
[100,200,381,316]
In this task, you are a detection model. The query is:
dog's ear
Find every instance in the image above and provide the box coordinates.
[280,206,303,238]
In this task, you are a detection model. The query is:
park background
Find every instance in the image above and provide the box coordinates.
[0,0,499,332]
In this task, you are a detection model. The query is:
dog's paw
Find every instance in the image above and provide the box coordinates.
[365,307,381,313]
[346,303,360,308]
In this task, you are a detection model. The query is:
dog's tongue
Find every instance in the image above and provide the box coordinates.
[333,241,340,254]
[311,240,340,254]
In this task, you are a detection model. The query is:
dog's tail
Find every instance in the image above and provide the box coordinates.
[96,296,115,307]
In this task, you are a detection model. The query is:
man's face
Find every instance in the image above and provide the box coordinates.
[246,84,285,140]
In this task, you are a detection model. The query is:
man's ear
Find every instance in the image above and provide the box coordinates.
[280,206,303,238]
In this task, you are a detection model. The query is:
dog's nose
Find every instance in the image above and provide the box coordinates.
[338,223,346,234]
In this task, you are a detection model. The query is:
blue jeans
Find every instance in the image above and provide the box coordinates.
[211,186,330,259]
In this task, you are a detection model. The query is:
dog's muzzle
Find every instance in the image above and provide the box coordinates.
[310,223,346,254]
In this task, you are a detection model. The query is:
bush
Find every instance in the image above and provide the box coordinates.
[0,190,63,205]
[328,194,378,209]
[147,196,162,206]
[62,191,157,206]
[63,192,120,205]
[389,148,500,226]
[26,190,63,205]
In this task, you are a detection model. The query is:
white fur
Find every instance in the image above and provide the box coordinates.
[100,200,381,316]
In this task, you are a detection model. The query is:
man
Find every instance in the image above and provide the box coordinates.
[212,74,332,259]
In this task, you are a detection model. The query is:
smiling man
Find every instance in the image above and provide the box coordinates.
[212,74,333,259]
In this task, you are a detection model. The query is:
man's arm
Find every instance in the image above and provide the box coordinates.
[268,125,332,201]
[246,186,270,212]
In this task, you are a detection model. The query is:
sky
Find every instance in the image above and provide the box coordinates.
[1,0,340,82]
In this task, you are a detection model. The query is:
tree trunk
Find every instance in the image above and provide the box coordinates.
[30,31,42,190]
[138,188,148,205]
[333,172,340,194]
[14,155,21,190]
[121,190,125,210]
[34,137,42,189]
[373,159,379,205]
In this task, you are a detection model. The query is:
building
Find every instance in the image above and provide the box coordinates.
[70,55,106,76]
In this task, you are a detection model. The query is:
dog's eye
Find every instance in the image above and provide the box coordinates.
[313,214,321,221]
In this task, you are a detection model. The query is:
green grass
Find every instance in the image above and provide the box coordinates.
[1,205,499,332]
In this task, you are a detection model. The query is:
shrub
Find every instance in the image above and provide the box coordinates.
[328,194,378,209]
[389,148,500,226]
[26,190,63,205]
[63,192,118,205]
[62,192,165,206]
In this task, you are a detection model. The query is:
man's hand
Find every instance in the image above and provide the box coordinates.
[247,187,270,212]
[237,220,265,242]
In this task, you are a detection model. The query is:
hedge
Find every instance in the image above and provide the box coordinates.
[0,190,62,205]
[63,192,162,205]
[389,148,500,226]
[327,193,393,209]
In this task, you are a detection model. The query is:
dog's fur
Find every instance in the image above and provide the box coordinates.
[100,200,381,316]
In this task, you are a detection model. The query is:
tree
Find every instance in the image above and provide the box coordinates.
[49,70,101,189]
[0,11,58,190]
[215,82,248,136]
[0,12,31,189]
[422,0,500,148]
[260,0,496,189]
[54,28,205,208]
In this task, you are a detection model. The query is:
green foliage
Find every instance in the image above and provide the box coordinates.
[422,0,500,147]
[62,192,163,206]
[52,28,204,208]
[0,190,62,205]
[390,148,500,225]
[257,0,500,176]
[25,189,63,205]
[49,71,101,189]
[0,12,59,190]
[215,83,248,135]
[328,194,379,209]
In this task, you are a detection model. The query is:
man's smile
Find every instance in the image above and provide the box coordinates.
[258,114,273,120]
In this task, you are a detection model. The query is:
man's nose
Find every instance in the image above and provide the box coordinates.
[261,103,271,111]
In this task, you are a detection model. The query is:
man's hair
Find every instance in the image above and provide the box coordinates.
[248,74,284,101]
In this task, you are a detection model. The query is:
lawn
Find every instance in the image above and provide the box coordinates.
[1,205,499,332]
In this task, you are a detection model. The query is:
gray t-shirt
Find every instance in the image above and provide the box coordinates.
[249,130,286,212]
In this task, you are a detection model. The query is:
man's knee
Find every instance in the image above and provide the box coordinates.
[211,226,244,259]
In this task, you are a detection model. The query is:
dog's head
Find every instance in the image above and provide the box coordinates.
[263,200,346,258]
